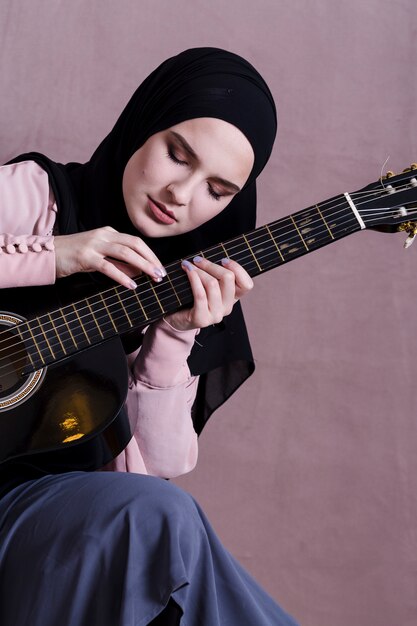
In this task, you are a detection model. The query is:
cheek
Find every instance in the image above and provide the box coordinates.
[189,192,229,227]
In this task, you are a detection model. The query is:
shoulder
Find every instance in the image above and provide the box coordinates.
[0,160,57,235]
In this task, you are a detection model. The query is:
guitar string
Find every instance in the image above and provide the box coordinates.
[7,177,415,343]
[0,181,414,363]
[0,204,412,377]
[0,213,358,375]
[0,182,414,369]
[0,201,370,356]
[0,180,415,369]
[0,204,410,377]
[2,176,414,350]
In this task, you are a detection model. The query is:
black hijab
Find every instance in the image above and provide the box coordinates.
[9,47,277,434]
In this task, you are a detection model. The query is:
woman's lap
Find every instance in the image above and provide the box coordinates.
[0,471,299,626]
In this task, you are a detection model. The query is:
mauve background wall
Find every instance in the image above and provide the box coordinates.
[1,1,416,624]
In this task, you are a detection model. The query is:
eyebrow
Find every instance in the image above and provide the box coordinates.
[169,131,241,193]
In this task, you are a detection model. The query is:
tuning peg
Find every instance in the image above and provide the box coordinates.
[404,234,416,249]
[402,164,417,173]
[398,221,417,248]
[382,170,395,180]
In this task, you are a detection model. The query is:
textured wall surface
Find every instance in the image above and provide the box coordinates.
[1,2,416,624]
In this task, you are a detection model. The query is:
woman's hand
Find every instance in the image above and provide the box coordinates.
[54,226,166,289]
[164,256,254,332]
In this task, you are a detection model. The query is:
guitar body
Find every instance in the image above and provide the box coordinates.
[0,280,132,473]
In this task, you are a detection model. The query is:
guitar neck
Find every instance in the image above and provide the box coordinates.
[20,192,361,373]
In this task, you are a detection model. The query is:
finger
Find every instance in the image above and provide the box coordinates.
[109,260,142,279]
[95,257,139,290]
[181,260,211,325]
[109,232,165,271]
[191,256,236,312]
[103,242,165,282]
[218,258,254,299]
[184,260,229,324]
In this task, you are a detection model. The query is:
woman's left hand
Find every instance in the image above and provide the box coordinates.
[164,256,254,332]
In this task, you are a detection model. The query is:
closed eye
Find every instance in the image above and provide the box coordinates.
[207,184,222,201]
[167,147,188,166]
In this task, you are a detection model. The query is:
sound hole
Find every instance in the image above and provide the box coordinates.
[0,324,29,398]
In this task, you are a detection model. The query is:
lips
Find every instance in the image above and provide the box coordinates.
[148,196,176,225]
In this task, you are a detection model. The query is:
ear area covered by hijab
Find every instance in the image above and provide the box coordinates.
[7,47,277,435]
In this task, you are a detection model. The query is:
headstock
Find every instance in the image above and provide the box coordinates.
[356,164,417,246]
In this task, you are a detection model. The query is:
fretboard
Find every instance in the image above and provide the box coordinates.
[19,193,360,373]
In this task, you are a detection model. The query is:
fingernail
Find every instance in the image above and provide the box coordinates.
[154,266,167,278]
[129,279,138,289]
[193,255,203,263]
[221,257,231,266]
[182,259,195,271]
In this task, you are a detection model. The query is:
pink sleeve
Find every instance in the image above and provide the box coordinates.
[0,161,57,287]
[103,318,200,478]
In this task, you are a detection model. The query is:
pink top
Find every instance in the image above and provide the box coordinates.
[0,160,199,478]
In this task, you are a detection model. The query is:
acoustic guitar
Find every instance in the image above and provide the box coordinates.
[1,166,416,473]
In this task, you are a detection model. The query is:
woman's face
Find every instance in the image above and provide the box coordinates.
[122,117,254,237]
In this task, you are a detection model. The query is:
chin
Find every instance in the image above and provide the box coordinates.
[133,219,176,238]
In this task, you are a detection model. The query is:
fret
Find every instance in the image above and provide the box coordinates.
[72,304,91,345]
[265,224,285,262]
[149,280,166,315]
[115,289,133,328]
[60,308,78,349]
[47,312,67,355]
[39,313,69,362]
[99,294,118,333]
[36,318,56,359]
[220,238,246,266]
[165,272,182,306]
[62,303,98,355]
[132,290,149,321]
[115,292,145,328]
[86,299,104,339]
[317,194,359,238]
[315,204,335,240]
[106,290,133,334]
[221,243,229,259]
[290,207,328,253]
[85,294,115,340]
[243,234,263,272]
[290,215,309,251]
[15,324,36,369]
[204,244,224,264]
[156,267,192,316]
[267,217,296,261]
[26,319,45,365]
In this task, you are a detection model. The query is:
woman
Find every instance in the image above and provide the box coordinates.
[0,48,298,625]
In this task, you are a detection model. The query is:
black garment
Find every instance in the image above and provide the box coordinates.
[8,47,277,436]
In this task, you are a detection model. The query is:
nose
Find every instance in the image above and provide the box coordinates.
[166,178,194,207]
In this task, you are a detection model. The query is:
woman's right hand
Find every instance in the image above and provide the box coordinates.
[54,226,166,289]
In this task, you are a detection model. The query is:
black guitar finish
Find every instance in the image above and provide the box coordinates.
[1,167,416,473]
[0,335,130,473]
[0,279,131,473]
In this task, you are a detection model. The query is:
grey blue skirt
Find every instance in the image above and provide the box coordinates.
[0,471,299,625]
